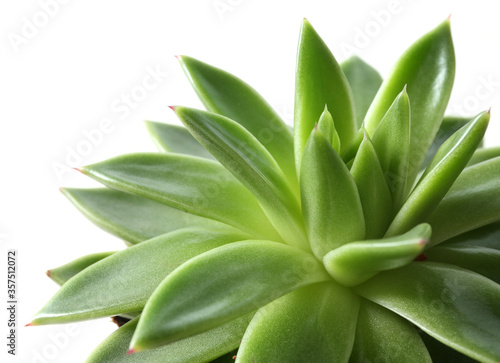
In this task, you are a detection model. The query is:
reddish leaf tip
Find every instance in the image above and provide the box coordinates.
[168,106,176,112]
[314,123,318,131]
[127,348,136,356]
[25,322,35,327]
[45,270,51,277]
[73,167,82,173]
[487,107,491,114]
[448,13,452,20]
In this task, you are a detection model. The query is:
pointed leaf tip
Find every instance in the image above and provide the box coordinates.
[168,106,176,111]
[45,270,51,277]
[127,348,136,356]
[25,322,35,327]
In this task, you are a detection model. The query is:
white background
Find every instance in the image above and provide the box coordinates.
[1,0,500,362]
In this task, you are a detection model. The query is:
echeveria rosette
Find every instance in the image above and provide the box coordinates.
[30,18,500,363]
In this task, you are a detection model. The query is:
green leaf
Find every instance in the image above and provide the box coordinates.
[177,55,296,187]
[317,106,341,152]
[427,156,500,245]
[237,282,359,363]
[427,245,500,284]
[371,88,410,210]
[467,146,500,167]
[80,153,279,241]
[87,313,253,363]
[438,222,500,250]
[422,116,470,169]
[350,300,431,363]
[130,240,329,351]
[364,20,455,194]
[386,111,489,237]
[340,56,383,129]
[294,19,356,172]
[340,127,365,163]
[355,262,500,363]
[301,129,364,258]
[323,224,430,287]
[30,228,247,325]
[61,188,230,245]
[47,251,115,286]
[173,107,307,250]
[350,135,392,239]
[144,121,214,160]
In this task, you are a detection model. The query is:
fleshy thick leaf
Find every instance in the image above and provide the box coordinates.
[62,188,229,245]
[350,135,392,239]
[438,222,500,250]
[237,282,359,363]
[340,56,383,129]
[144,121,214,159]
[364,20,455,193]
[350,300,431,363]
[427,245,500,284]
[317,106,341,152]
[386,111,489,237]
[427,156,500,245]
[323,224,430,287]
[422,116,470,169]
[301,129,364,258]
[371,88,410,210]
[294,19,356,172]
[47,252,114,286]
[87,313,253,363]
[177,55,296,187]
[467,146,500,167]
[31,228,247,325]
[130,241,329,351]
[355,262,500,363]
[173,107,307,250]
[80,153,279,241]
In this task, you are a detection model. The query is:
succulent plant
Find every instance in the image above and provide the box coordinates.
[30,18,500,363]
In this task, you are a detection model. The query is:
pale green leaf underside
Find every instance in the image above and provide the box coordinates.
[237,282,359,363]
[62,188,230,245]
[350,299,431,363]
[355,262,500,363]
[131,241,329,351]
[32,228,247,325]
[144,121,215,160]
[80,153,279,241]
[87,313,254,363]
[178,55,296,189]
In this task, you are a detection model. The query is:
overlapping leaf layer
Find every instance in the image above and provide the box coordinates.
[32,19,500,362]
